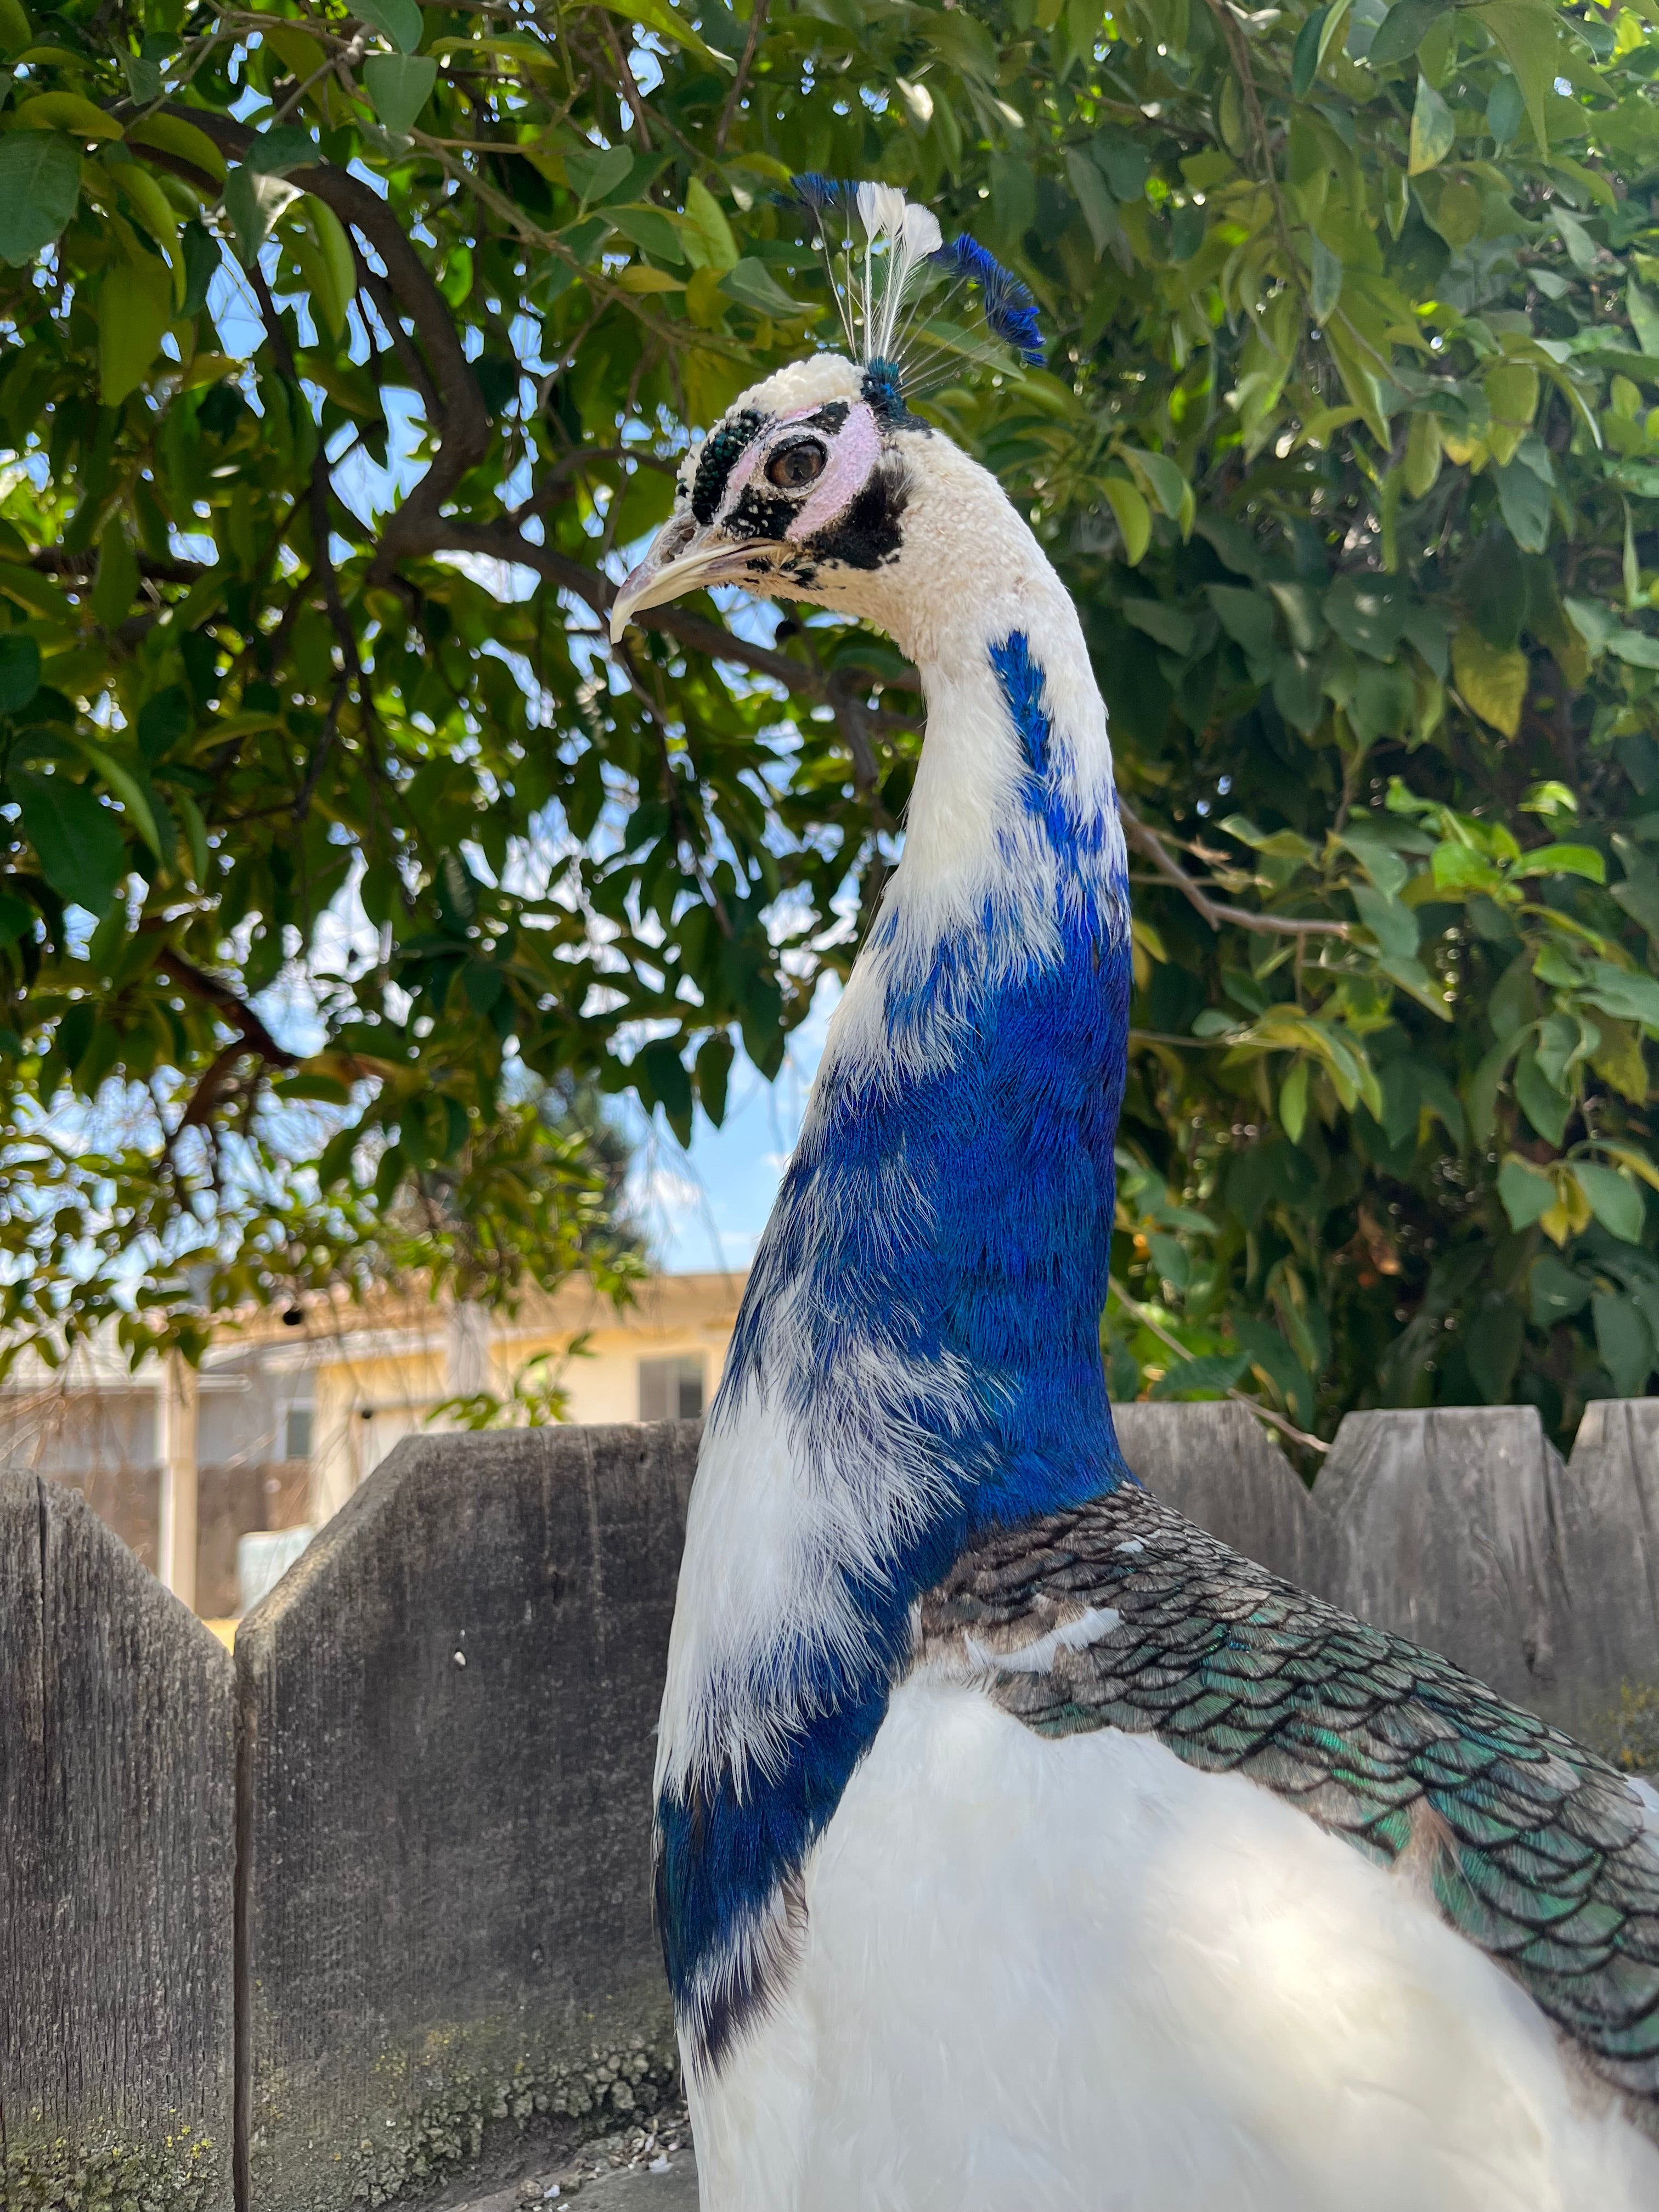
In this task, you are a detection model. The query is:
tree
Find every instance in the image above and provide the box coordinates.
[0,0,1656,1437]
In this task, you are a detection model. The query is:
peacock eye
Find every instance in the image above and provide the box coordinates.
[765,438,827,492]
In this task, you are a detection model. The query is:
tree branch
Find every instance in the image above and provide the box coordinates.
[1118,793,1350,940]
[32,548,201,586]
[121,101,491,588]
[1108,1272,1329,1454]
[154,950,300,1070]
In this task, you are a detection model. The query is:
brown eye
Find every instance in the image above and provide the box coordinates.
[765,439,827,492]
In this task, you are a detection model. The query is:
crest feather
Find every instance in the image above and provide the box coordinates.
[789,175,1045,399]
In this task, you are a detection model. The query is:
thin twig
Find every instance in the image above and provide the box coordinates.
[596,14,653,149]
[716,0,768,151]
[1118,793,1349,939]
[1108,1272,1330,1454]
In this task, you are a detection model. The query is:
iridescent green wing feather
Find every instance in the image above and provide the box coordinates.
[920,1485,1659,2121]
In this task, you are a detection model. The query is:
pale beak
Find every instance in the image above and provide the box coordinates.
[608,519,776,642]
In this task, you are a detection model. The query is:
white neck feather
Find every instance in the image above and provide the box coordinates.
[816,431,1122,1086]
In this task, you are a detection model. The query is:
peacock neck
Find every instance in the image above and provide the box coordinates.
[721,561,1134,1530]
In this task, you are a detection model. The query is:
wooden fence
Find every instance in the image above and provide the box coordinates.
[3,1403,1657,2212]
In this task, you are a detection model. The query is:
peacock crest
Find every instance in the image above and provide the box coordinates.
[791,175,1043,417]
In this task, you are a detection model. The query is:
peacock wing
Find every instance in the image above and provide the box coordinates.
[919,1483,1659,2123]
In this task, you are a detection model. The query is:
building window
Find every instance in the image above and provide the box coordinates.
[283,1406,314,1461]
[639,1356,705,1423]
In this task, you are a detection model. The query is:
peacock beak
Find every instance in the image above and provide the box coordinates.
[610,517,763,642]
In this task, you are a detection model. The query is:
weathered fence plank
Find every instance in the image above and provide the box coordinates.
[0,1470,235,2212]
[1114,1400,1321,1590]
[1554,1400,1659,1759]
[237,1422,697,2212]
[1313,1406,1571,1715]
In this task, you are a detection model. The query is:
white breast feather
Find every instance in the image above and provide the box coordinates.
[688,1676,1659,2212]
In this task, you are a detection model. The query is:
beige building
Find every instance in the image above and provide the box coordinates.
[0,1271,744,1620]
[304,1271,744,1522]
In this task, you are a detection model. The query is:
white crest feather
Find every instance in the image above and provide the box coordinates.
[807,181,947,372]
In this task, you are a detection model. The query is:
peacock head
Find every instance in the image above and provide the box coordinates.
[609,183,1043,661]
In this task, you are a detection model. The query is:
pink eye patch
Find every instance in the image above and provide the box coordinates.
[717,402,881,543]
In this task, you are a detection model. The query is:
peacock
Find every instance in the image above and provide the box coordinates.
[610,179,1659,2212]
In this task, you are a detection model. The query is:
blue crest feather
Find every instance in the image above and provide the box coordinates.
[934,233,1045,366]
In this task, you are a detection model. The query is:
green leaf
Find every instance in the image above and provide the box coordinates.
[1628,281,1659,359]
[246,126,320,177]
[1514,1047,1571,1146]
[1583,962,1659,1029]
[1451,627,1528,737]
[1552,205,1598,275]
[927,7,998,78]
[356,0,424,53]
[1487,72,1525,146]
[1149,1348,1251,1400]
[1493,460,1551,554]
[682,177,738,273]
[1515,842,1604,882]
[0,633,42,713]
[11,768,127,915]
[97,256,173,409]
[567,144,636,210]
[0,130,81,267]
[1122,447,1186,518]
[0,888,31,947]
[1310,238,1344,325]
[1352,883,1420,958]
[719,257,810,319]
[1233,1315,1315,1424]
[1608,627,1659,670]
[636,1037,693,1146]
[1291,4,1329,97]
[1408,76,1455,173]
[1367,0,1453,70]
[1064,147,1120,260]
[1121,597,1194,651]
[364,52,437,133]
[1207,584,1274,662]
[1473,0,1559,155]
[1530,1254,1590,1328]
[1594,1290,1655,1394]
[1103,477,1150,564]
[1497,1153,1555,1231]
[1280,1058,1310,1142]
[1576,1163,1646,1243]
[71,738,163,859]
[696,1031,733,1124]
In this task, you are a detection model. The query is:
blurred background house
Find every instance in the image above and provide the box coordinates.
[0,1271,743,1623]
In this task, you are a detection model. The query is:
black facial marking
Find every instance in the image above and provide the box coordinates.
[802,400,850,435]
[804,453,908,571]
[691,408,765,526]
[726,483,799,540]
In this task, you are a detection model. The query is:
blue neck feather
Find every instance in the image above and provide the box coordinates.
[657,630,1133,2063]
